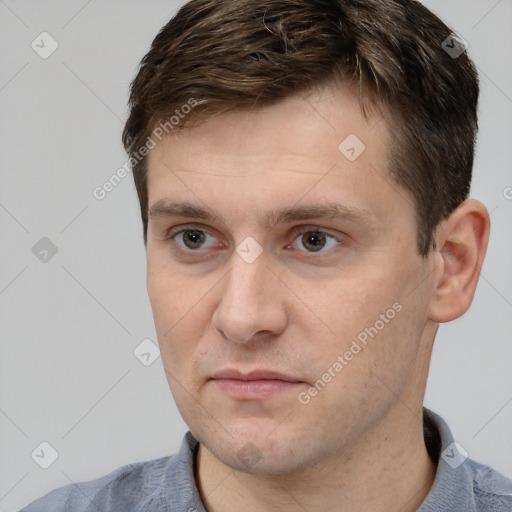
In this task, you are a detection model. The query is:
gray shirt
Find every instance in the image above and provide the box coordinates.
[20,408,512,511]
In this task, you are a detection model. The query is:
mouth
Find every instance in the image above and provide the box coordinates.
[211,368,304,400]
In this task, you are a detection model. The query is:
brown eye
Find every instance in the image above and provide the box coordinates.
[170,229,218,250]
[291,228,342,253]
[301,231,327,252]
[180,230,207,249]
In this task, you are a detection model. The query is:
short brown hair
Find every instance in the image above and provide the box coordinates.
[122,0,479,256]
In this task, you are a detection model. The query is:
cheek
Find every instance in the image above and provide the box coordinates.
[146,258,216,373]
[301,271,393,339]
[307,265,427,378]
[147,262,187,350]
[147,252,198,327]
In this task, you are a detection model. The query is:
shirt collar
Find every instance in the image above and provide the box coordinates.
[418,407,477,511]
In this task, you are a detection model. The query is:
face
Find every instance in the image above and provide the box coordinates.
[145,84,437,475]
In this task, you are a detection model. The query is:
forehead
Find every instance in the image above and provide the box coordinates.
[144,84,407,228]
[149,84,388,169]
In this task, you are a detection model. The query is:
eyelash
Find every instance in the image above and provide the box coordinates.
[165,225,346,256]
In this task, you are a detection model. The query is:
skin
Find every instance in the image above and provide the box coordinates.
[145,84,490,512]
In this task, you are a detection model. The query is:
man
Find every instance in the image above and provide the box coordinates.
[21,0,512,510]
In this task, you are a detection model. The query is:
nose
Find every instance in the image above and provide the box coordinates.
[211,249,288,345]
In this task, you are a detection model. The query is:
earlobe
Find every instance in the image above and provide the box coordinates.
[428,199,490,323]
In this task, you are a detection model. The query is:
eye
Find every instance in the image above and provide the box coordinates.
[169,227,220,251]
[289,227,343,253]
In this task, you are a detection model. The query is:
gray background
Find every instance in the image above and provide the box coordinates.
[1,1,511,510]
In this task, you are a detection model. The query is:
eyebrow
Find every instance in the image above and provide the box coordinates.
[147,200,377,230]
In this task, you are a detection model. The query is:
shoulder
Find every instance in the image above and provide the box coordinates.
[19,455,174,512]
[467,458,512,512]
[421,408,512,511]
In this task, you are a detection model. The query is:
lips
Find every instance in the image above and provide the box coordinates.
[211,368,302,382]
[211,369,303,400]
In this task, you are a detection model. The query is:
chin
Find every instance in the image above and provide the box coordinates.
[205,431,320,476]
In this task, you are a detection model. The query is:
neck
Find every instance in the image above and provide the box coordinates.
[195,404,437,512]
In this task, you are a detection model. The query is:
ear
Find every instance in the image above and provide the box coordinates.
[428,199,490,323]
